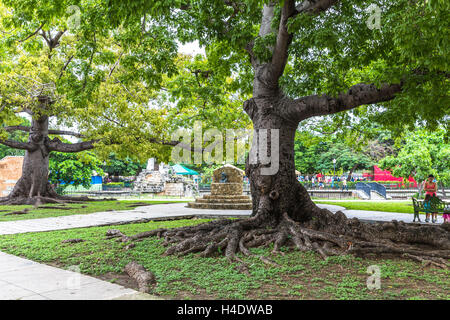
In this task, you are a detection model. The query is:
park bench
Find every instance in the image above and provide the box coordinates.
[412,197,450,222]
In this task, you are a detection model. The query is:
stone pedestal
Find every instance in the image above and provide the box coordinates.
[188,164,252,210]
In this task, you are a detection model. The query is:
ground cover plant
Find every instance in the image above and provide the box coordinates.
[0,219,447,300]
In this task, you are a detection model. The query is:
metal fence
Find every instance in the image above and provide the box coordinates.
[356,182,372,198]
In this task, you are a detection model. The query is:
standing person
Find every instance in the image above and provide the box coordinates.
[342,178,348,191]
[423,175,438,223]
[443,208,450,224]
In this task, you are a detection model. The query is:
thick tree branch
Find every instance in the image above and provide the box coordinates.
[47,138,98,153]
[40,30,66,50]
[272,0,339,77]
[271,0,296,81]
[256,0,339,92]
[3,125,30,133]
[285,83,402,122]
[19,23,45,43]
[294,0,339,16]
[0,138,36,151]
[3,126,84,138]
[48,130,85,138]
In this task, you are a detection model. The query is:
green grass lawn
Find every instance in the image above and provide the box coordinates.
[314,201,415,214]
[0,200,187,222]
[0,218,447,300]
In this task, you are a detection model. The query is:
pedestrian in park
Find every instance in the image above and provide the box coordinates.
[342,178,348,191]
[423,175,438,223]
[443,210,450,224]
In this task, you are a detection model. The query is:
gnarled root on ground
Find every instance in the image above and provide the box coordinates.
[124,261,156,293]
[106,207,450,272]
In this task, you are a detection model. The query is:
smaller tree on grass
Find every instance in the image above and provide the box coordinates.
[380,128,450,197]
[49,151,104,192]
[0,1,178,204]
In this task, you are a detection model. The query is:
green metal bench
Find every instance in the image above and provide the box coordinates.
[412,197,450,222]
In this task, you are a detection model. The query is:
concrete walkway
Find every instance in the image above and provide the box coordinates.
[0,203,250,235]
[319,204,445,224]
[0,202,444,236]
[0,251,159,300]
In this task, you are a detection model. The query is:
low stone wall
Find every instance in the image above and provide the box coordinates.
[159,182,185,197]
[307,190,356,199]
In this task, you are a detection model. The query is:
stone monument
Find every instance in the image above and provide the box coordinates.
[188,164,252,210]
[134,159,190,196]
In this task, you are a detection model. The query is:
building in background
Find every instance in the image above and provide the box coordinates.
[0,156,23,196]
[364,165,417,188]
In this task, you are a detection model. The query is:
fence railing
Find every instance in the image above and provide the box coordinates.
[367,182,387,198]
[356,182,372,199]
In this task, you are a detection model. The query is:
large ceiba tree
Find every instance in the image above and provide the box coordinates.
[0,0,178,204]
[102,0,450,266]
[8,0,450,266]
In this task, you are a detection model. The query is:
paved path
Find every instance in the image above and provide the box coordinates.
[319,204,444,224]
[0,251,160,300]
[0,203,445,236]
[0,203,250,235]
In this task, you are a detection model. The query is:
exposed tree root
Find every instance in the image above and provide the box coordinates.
[37,206,76,210]
[105,207,450,272]
[0,195,84,206]
[0,192,116,206]
[126,203,155,208]
[61,239,85,244]
[124,261,156,293]
[4,209,29,216]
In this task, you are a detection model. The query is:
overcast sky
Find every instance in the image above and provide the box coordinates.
[178,40,205,56]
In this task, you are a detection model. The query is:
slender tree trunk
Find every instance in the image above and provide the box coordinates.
[439,181,447,199]
[347,164,358,181]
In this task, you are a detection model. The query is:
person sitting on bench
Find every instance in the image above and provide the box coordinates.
[423,175,438,223]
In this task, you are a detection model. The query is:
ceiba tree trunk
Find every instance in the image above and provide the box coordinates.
[111,1,449,267]
[245,94,316,223]
[0,97,97,205]
[243,2,402,224]
[8,116,53,200]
